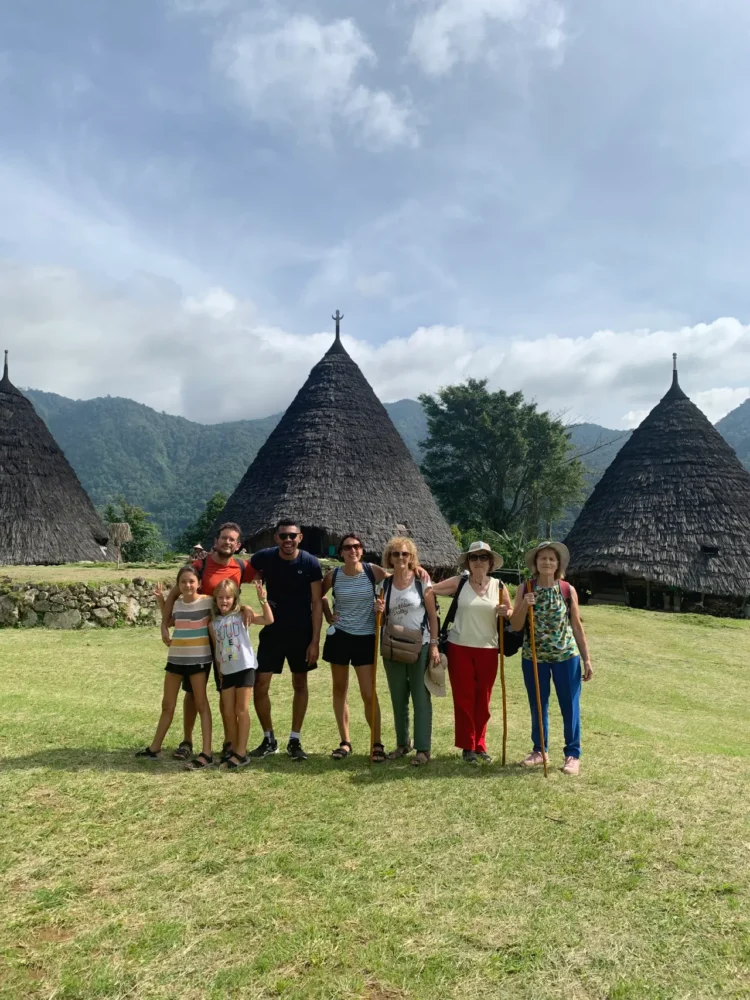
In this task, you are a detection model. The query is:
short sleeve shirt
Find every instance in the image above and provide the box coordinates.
[250,548,323,628]
[191,555,256,597]
[167,596,213,667]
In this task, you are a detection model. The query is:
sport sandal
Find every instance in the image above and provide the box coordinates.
[411,751,430,767]
[172,741,192,760]
[387,743,413,760]
[185,752,214,771]
[371,742,387,764]
[331,740,352,760]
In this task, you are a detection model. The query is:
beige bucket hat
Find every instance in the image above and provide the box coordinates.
[524,540,570,575]
[424,653,447,698]
[458,540,504,572]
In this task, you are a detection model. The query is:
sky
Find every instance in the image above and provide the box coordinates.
[3,0,750,429]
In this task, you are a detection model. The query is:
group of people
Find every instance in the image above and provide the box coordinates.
[136,519,593,774]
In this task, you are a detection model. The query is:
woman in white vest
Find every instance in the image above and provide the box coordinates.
[431,541,513,763]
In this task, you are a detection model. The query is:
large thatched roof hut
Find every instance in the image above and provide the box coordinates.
[0,353,111,564]
[208,320,460,571]
[565,357,750,608]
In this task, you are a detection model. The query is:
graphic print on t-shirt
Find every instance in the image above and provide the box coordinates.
[215,614,242,664]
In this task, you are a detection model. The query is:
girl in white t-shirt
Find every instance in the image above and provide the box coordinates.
[210,579,273,769]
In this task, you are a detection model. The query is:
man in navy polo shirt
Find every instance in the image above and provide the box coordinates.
[248,518,323,761]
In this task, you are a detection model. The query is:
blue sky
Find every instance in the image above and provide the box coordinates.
[3,0,750,427]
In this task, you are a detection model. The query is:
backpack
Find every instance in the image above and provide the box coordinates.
[332,563,377,593]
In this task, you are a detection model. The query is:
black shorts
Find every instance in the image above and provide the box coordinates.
[180,662,221,694]
[257,624,317,674]
[322,629,376,667]
[220,668,256,690]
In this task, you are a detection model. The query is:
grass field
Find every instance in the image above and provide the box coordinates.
[0,606,748,999]
[0,562,184,585]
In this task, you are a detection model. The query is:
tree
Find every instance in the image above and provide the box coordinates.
[103,499,164,563]
[419,380,585,537]
[174,492,227,553]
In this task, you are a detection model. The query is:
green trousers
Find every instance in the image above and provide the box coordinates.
[382,643,432,752]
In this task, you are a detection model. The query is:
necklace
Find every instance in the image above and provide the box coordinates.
[469,576,491,597]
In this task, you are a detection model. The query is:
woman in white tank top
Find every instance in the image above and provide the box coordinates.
[431,541,513,764]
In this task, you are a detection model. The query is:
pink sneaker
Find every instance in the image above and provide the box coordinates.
[520,751,547,767]
[562,756,580,775]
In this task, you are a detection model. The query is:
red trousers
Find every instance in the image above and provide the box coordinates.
[446,643,499,752]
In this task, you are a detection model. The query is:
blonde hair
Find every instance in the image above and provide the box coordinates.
[382,536,420,573]
[534,546,565,581]
[211,579,240,617]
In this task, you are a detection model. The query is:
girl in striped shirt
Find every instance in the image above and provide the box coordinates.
[136,565,215,769]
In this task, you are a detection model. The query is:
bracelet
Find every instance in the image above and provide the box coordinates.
[429,638,439,646]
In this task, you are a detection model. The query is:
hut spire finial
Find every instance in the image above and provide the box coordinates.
[3,350,7,381]
[332,309,344,342]
[672,352,679,389]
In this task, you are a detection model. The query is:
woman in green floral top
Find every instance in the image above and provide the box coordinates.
[510,542,593,775]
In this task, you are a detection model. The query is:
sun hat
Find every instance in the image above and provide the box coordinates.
[524,540,570,575]
[458,540,504,572]
[424,653,447,698]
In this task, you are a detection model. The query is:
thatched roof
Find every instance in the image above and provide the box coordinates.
[0,353,111,564]
[565,358,750,597]
[207,326,460,570]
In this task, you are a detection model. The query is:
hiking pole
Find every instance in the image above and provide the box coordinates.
[370,609,382,765]
[499,614,508,766]
[527,606,548,778]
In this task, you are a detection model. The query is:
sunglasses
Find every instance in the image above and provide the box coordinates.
[468,553,490,561]
[391,551,411,558]
[341,543,362,551]
[277,532,300,541]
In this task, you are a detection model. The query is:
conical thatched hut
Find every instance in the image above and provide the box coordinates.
[565,357,750,609]
[0,352,111,564]
[208,319,460,571]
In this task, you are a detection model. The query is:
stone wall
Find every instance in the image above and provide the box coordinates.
[0,578,162,629]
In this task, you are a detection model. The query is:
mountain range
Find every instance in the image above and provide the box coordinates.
[23,388,748,542]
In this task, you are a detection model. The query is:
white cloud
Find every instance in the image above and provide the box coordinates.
[408,0,566,76]
[212,10,418,148]
[4,261,750,429]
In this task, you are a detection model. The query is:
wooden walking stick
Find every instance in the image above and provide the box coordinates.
[527,604,548,777]
[370,609,383,764]
[499,614,507,766]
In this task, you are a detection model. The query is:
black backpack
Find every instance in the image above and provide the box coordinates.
[438,575,524,657]
[332,563,377,593]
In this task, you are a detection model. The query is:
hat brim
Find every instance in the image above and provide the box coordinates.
[424,658,447,698]
[458,550,504,572]
[524,541,570,574]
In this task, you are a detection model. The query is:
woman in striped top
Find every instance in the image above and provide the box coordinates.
[322,533,390,762]
[136,565,215,769]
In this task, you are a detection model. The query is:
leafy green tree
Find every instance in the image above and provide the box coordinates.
[174,492,227,553]
[103,499,164,563]
[420,380,584,537]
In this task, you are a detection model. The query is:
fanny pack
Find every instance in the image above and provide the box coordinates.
[381,577,426,665]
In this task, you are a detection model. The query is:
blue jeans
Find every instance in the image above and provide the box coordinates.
[521,656,581,758]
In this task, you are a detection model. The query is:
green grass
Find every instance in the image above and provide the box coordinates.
[0,561,186,585]
[0,606,748,999]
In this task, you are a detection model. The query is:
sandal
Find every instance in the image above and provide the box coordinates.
[223,753,249,770]
[411,751,431,767]
[331,740,352,760]
[387,743,413,760]
[135,747,159,759]
[371,742,387,764]
[185,752,214,771]
[172,741,192,761]
[220,742,234,765]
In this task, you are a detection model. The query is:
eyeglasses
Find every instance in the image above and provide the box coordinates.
[277,532,300,541]
[468,553,490,561]
[341,543,362,551]
[391,551,410,558]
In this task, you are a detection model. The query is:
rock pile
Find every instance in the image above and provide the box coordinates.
[0,577,162,629]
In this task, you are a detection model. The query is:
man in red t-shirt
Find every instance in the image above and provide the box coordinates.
[161,522,256,760]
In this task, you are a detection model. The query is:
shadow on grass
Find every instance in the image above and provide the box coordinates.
[0,747,544,781]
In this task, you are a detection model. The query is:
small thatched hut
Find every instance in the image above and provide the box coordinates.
[0,352,111,564]
[565,356,750,610]
[208,319,460,571]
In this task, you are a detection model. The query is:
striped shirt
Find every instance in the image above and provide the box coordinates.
[167,596,213,667]
[327,566,376,637]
